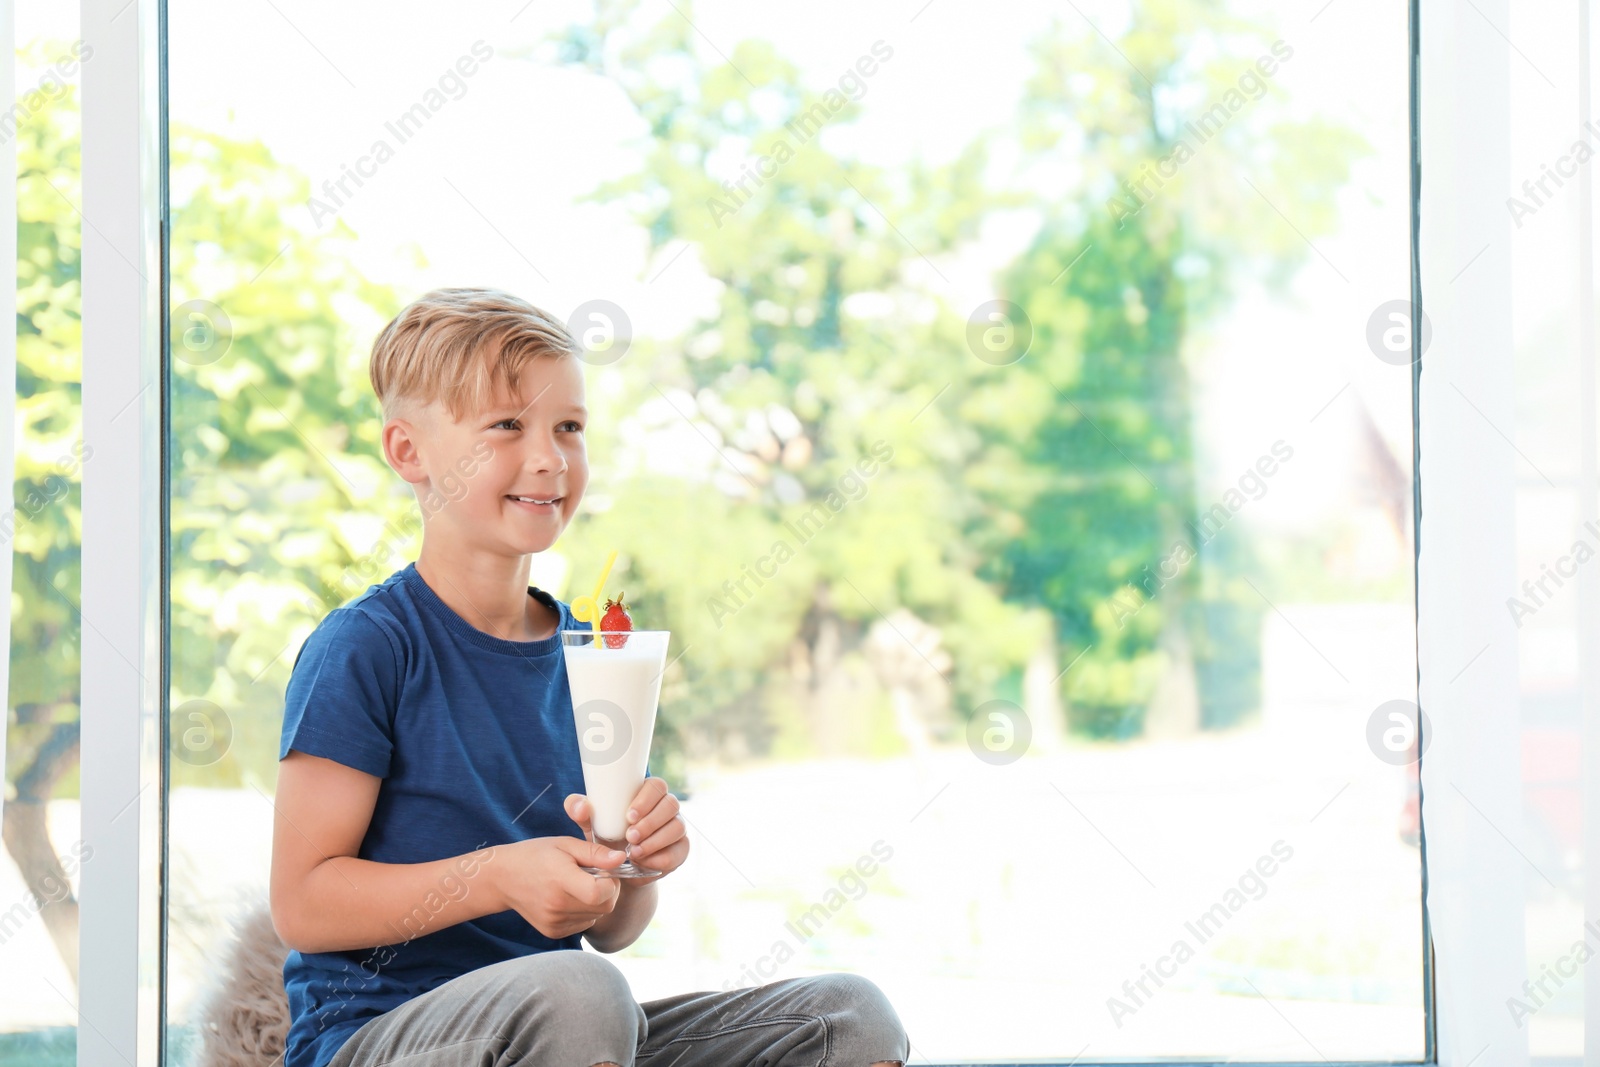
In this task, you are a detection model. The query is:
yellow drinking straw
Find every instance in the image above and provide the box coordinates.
[568,549,618,648]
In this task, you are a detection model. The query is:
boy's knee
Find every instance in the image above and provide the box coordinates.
[543,949,634,1003]
[812,971,898,1019]
[503,951,645,1055]
[554,952,641,1013]
[805,972,908,1063]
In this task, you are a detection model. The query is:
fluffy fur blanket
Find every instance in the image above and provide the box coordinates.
[193,901,291,1067]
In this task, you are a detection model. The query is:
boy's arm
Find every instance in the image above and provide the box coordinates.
[269,751,509,953]
[271,751,630,953]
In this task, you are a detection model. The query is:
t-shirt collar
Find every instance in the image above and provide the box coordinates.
[401,562,573,657]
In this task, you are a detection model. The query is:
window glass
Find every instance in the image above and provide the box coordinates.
[165,1,1421,1059]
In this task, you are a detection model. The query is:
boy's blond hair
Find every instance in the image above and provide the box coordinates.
[370,287,579,422]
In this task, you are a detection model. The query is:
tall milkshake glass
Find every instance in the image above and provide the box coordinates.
[560,629,669,878]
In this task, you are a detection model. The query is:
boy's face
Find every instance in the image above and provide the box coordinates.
[392,354,588,557]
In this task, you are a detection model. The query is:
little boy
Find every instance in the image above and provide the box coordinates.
[270,288,910,1067]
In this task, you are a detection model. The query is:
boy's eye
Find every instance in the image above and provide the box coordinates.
[489,418,582,432]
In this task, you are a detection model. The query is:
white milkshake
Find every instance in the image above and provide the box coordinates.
[560,631,669,868]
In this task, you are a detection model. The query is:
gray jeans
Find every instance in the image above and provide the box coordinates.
[327,948,910,1067]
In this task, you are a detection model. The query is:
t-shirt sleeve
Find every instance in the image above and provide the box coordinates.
[279,609,402,778]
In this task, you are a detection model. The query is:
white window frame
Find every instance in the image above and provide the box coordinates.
[78,0,166,1064]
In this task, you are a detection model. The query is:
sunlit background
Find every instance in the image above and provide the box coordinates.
[0,0,1471,1061]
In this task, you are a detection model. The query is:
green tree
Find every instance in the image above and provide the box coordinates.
[968,5,1366,734]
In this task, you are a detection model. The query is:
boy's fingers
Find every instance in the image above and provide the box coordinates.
[589,876,621,909]
[556,836,626,870]
[625,793,681,845]
[625,777,670,822]
[583,839,628,868]
[567,868,621,909]
[629,815,687,862]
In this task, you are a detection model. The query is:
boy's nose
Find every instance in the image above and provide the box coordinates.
[523,437,568,475]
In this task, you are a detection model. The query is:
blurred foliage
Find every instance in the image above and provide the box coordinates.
[974,3,1366,730]
[166,120,407,789]
[7,41,86,801]
[545,2,1042,758]
[549,0,1365,736]
[4,54,420,798]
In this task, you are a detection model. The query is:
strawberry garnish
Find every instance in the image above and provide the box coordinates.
[601,592,632,648]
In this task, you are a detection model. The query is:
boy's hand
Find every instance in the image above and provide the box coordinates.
[565,778,689,878]
[488,837,627,939]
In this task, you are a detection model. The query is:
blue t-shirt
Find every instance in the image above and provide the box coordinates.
[277,562,640,1067]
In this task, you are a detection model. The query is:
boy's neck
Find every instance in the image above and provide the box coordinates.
[414,545,559,642]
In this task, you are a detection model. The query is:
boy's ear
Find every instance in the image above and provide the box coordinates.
[382,417,430,486]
